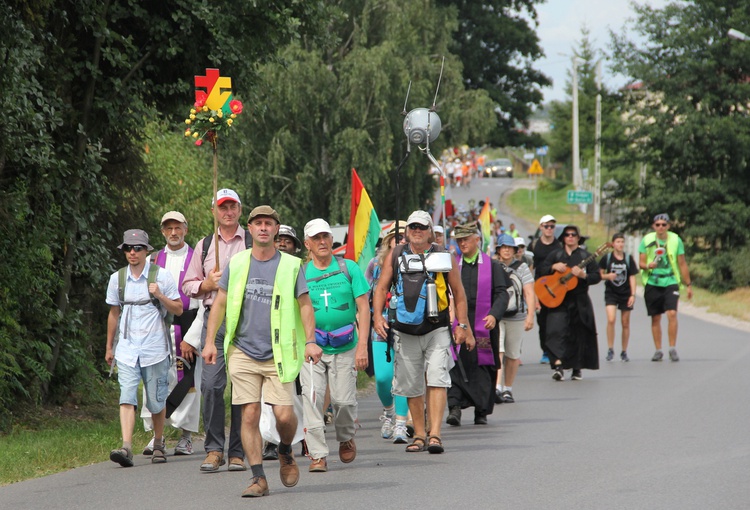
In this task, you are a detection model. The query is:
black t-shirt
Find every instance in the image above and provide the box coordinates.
[531,238,561,280]
[598,252,638,298]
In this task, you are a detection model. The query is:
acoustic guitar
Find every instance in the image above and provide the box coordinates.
[534,243,613,309]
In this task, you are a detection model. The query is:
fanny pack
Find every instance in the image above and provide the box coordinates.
[314,323,356,348]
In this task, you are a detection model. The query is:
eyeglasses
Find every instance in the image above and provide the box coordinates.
[122,245,146,253]
[654,222,668,227]
[563,232,578,237]
[542,224,555,229]
[408,223,429,231]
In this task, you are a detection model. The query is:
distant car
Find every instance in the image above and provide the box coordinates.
[484,158,513,178]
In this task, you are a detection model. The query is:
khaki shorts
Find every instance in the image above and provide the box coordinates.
[392,327,452,398]
[227,345,295,406]
[499,319,525,359]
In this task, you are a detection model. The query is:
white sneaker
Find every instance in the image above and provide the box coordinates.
[380,413,394,439]
[174,436,194,455]
[142,436,155,456]
[392,422,408,444]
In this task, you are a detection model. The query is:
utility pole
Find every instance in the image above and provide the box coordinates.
[572,56,581,190]
[594,60,602,223]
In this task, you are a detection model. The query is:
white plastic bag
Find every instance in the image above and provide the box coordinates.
[259,395,305,445]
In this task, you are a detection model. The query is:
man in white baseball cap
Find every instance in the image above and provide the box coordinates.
[531,214,560,364]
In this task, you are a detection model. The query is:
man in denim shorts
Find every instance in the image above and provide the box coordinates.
[105,229,183,467]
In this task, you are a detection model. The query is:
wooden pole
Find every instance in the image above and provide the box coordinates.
[211,133,220,272]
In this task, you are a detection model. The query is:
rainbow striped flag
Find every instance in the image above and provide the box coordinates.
[344,169,380,272]
[478,198,492,252]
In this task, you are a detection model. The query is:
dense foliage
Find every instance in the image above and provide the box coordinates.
[611,1,750,290]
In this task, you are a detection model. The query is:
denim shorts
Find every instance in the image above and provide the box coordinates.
[118,357,170,414]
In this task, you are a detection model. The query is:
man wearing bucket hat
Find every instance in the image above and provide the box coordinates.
[276,225,302,255]
[638,213,692,362]
[445,222,508,426]
[106,229,183,467]
[538,225,602,381]
[372,210,475,454]
[182,188,250,472]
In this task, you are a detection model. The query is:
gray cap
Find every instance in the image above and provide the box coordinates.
[278,225,301,249]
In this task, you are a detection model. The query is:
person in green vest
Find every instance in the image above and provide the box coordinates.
[202,205,321,498]
[638,213,693,362]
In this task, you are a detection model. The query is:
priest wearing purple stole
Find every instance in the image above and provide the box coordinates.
[447,222,509,426]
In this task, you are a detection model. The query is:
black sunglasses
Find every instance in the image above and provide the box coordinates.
[542,224,555,229]
[408,223,429,231]
[563,232,578,237]
[122,245,147,252]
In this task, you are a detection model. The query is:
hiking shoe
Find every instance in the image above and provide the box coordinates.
[262,442,279,461]
[501,390,514,403]
[540,353,550,364]
[620,351,630,362]
[571,369,583,381]
[606,348,614,361]
[110,447,134,467]
[200,451,225,472]
[278,451,299,487]
[392,422,408,444]
[151,445,167,464]
[446,406,461,426]
[339,439,356,463]
[651,350,664,362]
[175,437,193,455]
[669,348,680,362]
[552,366,564,381]
[309,457,328,472]
[380,413,394,439]
[228,457,247,471]
[474,414,488,425]
[241,476,269,497]
[494,388,504,404]
[142,436,155,456]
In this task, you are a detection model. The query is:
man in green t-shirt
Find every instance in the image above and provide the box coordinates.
[638,213,693,362]
[300,218,370,473]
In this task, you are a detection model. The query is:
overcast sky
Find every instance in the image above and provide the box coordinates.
[534,0,669,104]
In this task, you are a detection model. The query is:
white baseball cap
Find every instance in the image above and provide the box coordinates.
[539,214,556,224]
[514,237,526,247]
[304,218,333,238]
[213,188,241,206]
[406,210,433,227]
[433,225,444,234]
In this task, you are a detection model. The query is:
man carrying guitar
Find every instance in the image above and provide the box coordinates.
[537,225,603,381]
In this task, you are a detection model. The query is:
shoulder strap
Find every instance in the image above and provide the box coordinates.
[390,244,407,287]
[305,257,352,283]
[606,252,611,267]
[509,259,522,271]
[201,235,212,265]
[336,256,351,283]
[118,267,127,304]
[244,230,252,249]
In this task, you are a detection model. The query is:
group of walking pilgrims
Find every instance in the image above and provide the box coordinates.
[106,189,691,497]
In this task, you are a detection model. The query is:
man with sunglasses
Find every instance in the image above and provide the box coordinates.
[372,210,475,454]
[538,225,602,381]
[182,188,249,472]
[106,229,183,466]
[530,214,561,364]
[638,213,692,362]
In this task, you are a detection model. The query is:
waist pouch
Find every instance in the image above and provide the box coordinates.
[314,323,356,348]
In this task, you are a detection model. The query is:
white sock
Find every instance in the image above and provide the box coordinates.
[383,405,394,418]
[503,386,512,392]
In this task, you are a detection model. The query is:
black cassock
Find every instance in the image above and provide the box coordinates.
[447,256,508,417]
[539,247,602,370]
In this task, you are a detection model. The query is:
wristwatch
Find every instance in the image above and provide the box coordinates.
[457,323,469,330]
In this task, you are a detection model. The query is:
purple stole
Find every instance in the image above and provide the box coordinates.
[453,252,494,366]
[155,247,194,383]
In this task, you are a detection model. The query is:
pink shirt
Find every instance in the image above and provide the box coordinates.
[182,224,248,307]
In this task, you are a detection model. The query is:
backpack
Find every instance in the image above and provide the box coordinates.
[605,251,629,269]
[502,260,524,317]
[200,230,252,266]
[390,244,448,335]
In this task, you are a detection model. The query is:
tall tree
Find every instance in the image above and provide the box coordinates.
[226,0,496,230]
[437,0,551,146]
[611,1,750,289]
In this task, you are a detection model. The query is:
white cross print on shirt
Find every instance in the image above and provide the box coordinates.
[321,289,331,311]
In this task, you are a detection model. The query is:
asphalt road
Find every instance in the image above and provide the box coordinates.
[3,178,748,509]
